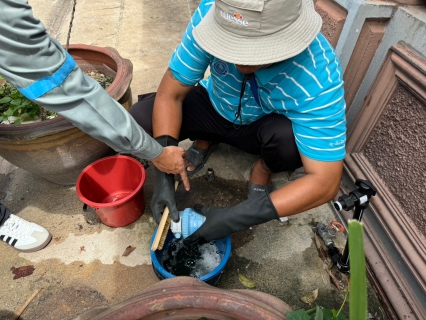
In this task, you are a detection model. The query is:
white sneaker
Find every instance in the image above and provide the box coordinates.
[0,214,52,252]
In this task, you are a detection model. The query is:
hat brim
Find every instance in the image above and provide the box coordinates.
[193,0,323,65]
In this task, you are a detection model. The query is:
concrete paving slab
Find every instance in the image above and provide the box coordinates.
[0,0,387,319]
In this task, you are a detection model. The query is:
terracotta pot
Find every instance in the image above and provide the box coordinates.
[0,45,133,185]
[75,277,292,320]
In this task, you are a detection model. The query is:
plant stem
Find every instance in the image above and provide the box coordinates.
[335,289,348,318]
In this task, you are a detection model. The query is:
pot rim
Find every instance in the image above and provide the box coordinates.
[67,44,133,101]
[82,276,291,320]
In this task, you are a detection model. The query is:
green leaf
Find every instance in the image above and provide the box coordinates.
[348,220,368,320]
[314,306,323,320]
[336,313,347,320]
[305,307,317,316]
[27,110,37,118]
[10,99,23,106]
[0,96,12,104]
[322,308,334,320]
[286,309,311,320]
[4,107,17,116]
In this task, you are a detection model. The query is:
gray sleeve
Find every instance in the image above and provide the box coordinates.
[0,0,163,160]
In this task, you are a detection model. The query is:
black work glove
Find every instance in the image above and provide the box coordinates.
[184,192,279,245]
[151,135,179,224]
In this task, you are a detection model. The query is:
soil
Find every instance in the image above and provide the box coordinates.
[84,71,113,90]
[174,175,247,210]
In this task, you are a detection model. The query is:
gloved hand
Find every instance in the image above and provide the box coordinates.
[183,191,279,245]
[151,135,180,224]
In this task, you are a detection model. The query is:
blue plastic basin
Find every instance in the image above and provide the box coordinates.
[150,229,232,286]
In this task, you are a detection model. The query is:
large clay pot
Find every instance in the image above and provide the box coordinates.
[0,44,133,185]
[75,277,292,320]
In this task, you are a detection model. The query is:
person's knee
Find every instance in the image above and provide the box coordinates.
[261,115,294,146]
[260,116,302,172]
[264,153,302,173]
[129,100,154,134]
[129,102,143,120]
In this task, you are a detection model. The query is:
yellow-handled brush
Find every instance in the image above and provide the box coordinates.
[151,180,179,251]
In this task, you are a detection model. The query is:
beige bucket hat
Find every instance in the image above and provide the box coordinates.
[193,0,322,65]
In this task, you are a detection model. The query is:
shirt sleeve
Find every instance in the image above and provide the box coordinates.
[292,35,346,162]
[168,0,212,85]
[267,35,346,162]
[0,0,162,160]
[291,81,347,162]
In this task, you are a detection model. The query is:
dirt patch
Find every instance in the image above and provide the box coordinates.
[22,285,108,320]
[11,265,35,280]
[174,175,247,209]
[84,71,113,90]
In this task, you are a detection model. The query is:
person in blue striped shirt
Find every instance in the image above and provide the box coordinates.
[130,0,346,244]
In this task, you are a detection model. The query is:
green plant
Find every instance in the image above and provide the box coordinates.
[0,76,56,124]
[286,220,368,320]
[0,71,112,124]
[348,220,367,320]
[286,298,348,320]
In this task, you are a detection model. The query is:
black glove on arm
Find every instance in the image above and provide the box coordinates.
[151,135,179,224]
[184,192,279,245]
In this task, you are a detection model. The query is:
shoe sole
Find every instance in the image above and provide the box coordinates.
[15,232,53,253]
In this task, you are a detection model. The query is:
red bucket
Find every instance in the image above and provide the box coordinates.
[76,155,146,227]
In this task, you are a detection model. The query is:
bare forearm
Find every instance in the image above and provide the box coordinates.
[270,160,343,217]
[150,69,193,188]
[152,92,183,139]
[152,69,192,139]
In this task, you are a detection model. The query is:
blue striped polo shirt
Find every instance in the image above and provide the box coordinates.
[169,0,346,162]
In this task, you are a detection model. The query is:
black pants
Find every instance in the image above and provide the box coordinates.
[129,86,302,173]
[0,204,11,227]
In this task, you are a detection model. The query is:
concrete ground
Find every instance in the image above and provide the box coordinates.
[0,0,386,319]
